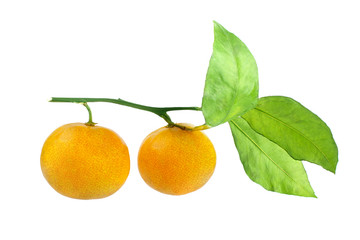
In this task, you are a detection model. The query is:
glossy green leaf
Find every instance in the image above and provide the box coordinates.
[229,117,316,197]
[242,96,338,173]
[202,21,259,127]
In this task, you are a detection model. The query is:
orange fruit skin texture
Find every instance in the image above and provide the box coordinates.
[138,124,216,195]
[40,123,130,200]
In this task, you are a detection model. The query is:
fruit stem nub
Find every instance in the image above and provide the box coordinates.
[81,103,97,126]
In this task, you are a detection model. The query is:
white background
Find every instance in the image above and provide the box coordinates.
[1,1,359,239]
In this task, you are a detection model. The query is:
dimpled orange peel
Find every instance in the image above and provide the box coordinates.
[40,123,130,199]
[138,123,216,195]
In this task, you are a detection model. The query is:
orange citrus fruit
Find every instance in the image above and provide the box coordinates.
[40,123,130,199]
[138,123,216,195]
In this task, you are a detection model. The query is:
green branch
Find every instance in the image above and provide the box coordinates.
[50,97,202,128]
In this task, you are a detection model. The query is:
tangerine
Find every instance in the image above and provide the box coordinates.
[40,123,130,199]
[138,124,216,195]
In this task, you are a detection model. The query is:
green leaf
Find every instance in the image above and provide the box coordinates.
[229,117,316,198]
[242,96,338,173]
[202,21,259,127]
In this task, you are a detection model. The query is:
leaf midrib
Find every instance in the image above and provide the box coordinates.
[230,119,296,183]
[217,28,242,125]
[253,107,330,164]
